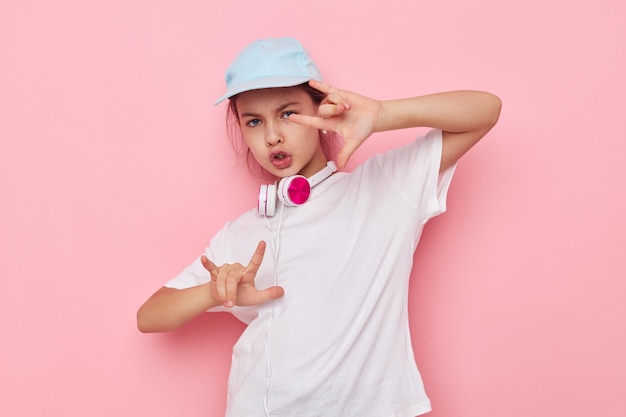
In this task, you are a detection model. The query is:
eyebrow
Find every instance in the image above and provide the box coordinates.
[240,101,300,118]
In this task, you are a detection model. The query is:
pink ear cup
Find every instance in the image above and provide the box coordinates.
[278,175,311,206]
[286,176,311,205]
[259,161,336,216]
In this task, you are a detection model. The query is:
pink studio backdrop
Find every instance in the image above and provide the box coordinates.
[1,1,625,416]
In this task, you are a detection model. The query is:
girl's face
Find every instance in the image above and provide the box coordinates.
[235,86,327,179]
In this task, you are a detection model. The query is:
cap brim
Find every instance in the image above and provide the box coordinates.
[214,75,318,105]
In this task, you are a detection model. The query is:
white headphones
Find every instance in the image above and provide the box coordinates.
[258,161,337,216]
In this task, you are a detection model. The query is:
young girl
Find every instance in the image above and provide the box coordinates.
[137,37,501,417]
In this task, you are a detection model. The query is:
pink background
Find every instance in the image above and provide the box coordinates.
[1,0,625,416]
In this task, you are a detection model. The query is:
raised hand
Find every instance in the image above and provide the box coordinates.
[288,79,383,169]
[201,241,284,308]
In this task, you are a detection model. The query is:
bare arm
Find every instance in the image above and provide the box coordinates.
[137,284,220,333]
[289,80,501,170]
[378,91,502,172]
[136,241,283,333]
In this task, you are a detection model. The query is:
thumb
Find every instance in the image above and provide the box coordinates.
[336,139,360,169]
[255,286,285,304]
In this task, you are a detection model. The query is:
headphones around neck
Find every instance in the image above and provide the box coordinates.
[258,161,337,216]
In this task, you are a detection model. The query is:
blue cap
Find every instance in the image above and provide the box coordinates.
[215,37,322,104]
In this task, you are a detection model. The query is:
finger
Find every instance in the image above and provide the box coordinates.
[254,286,285,304]
[311,80,352,106]
[242,241,266,283]
[318,102,349,119]
[322,91,349,106]
[200,255,218,281]
[287,113,333,131]
[213,264,231,304]
[224,266,244,308]
[336,139,361,169]
[308,79,333,94]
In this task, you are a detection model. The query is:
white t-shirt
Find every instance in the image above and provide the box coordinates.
[166,129,455,417]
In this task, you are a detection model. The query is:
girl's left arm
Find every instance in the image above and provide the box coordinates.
[289,80,501,171]
[378,91,502,172]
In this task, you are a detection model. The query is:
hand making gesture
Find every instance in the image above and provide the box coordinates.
[201,241,284,308]
[288,79,384,169]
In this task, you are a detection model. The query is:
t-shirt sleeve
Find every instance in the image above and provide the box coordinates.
[162,227,259,323]
[374,128,456,221]
[163,220,235,290]
[163,253,210,289]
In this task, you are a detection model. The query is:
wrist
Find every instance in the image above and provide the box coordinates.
[377,99,420,132]
[202,282,222,310]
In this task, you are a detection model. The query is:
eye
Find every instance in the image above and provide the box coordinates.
[282,110,296,119]
[245,118,262,127]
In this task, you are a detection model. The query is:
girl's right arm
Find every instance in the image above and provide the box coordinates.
[137,241,284,333]
[137,284,220,333]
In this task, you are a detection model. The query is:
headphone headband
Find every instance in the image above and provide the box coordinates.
[307,161,337,187]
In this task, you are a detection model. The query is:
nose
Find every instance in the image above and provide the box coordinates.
[265,122,283,147]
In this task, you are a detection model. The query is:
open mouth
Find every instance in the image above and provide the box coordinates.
[271,152,292,169]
